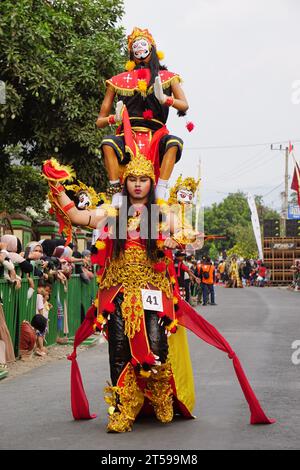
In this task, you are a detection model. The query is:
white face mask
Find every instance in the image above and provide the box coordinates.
[132,38,151,60]
[177,189,194,204]
[78,192,91,209]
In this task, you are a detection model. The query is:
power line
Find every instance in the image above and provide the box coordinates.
[212,148,280,183]
[185,139,300,151]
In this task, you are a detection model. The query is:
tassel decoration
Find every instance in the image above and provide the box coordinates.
[156,50,165,61]
[125,60,136,71]
[143,109,153,120]
[186,122,195,133]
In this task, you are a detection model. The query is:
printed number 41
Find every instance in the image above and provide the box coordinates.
[146,295,159,306]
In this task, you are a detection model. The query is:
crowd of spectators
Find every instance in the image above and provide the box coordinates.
[0,234,94,365]
[173,254,276,308]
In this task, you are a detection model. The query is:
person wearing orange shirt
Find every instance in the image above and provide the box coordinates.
[201,257,217,306]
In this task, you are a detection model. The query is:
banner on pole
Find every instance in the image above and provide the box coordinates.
[247,193,264,261]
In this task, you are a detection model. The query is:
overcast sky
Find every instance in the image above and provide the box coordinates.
[123,0,300,209]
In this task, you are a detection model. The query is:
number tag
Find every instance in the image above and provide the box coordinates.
[141,289,163,312]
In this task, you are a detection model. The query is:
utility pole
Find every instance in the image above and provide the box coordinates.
[271,144,290,237]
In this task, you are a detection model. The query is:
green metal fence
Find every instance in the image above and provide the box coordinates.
[0,275,97,356]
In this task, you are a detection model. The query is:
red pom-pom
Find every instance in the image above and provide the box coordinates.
[157,312,164,318]
[143,109,154,120]
[153,261,167,273]
[131,358,139,367]
[137,69,148,80]
[103,301,115,314]
[186,121,195,132]
[170,326,177,334]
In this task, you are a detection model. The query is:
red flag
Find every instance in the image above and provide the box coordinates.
[291,161,300,206]
[289,142,294,154]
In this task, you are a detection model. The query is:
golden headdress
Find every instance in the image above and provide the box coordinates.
[64,181,104,210]
[168,176,201,205]
[122,150,156,184]
[127,27,156,51]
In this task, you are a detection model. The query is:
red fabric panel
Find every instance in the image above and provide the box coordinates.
[176,298,275,425]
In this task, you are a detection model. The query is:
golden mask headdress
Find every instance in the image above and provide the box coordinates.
[127,27,156,51]
[168,176,201,205]
[64,181,104,210]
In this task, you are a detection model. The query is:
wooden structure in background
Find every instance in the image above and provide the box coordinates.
[263,237,300,286]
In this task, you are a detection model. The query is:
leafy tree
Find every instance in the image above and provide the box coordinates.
[204,191,280,253]
[254,195,280,222]
[227,225,258,259]
[208,241,219,261]
[0,157,48,217]
[0,0,125,192]
[204,192,252,250]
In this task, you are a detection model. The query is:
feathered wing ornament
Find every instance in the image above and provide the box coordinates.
[42,158,77,246]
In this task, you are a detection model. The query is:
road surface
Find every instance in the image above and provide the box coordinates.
[0,286,299,450]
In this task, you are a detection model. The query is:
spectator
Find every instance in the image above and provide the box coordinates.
[174,252,199,300]
[218,260,226,284]
[19,314,47,360]
[0,241,21,289]
[242,260,252,287]
[0,235,33,275]
[0,300,16,365]
[192,260,203,305]
[201,257,217,306]
[257,263,267,287]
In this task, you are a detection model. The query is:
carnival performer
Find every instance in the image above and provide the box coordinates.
[228,256,243,288]
[96,27,190,205]
[42,156,274,433]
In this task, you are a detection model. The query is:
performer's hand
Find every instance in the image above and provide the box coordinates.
[154,76,166,104]
[164,237,179,250]
[115,100,124,123]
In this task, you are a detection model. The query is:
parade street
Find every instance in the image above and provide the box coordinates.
[0,286,299,451]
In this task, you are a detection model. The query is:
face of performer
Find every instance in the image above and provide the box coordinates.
[177,189,194,204]
[132,38,152,62]
[126,175,152,202]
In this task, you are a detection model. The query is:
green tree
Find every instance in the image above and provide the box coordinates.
[204,192,252,250]
[227,225,258,259]
[204,191,280,253]
[0,0,125,192]
[208,241,219,261]
[254,195,280,222]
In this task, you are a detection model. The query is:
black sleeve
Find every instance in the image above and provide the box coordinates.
[19,260,33,274]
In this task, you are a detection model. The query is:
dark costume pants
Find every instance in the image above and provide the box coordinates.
[202,283,215,305]
[108,294,169,386]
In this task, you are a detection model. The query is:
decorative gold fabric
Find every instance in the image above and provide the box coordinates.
[145,363,174,423]
[105,364,144,433]
[99,247,171,339]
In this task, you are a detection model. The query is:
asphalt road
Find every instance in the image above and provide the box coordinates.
[1,286,299,450]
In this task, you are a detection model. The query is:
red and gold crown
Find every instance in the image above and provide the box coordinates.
[127,27,156,51]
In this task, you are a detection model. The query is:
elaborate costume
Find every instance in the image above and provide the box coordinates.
[42,72,274,431]
[97,27,191,204]
[228,256,243,288]
[43,154,274,433]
